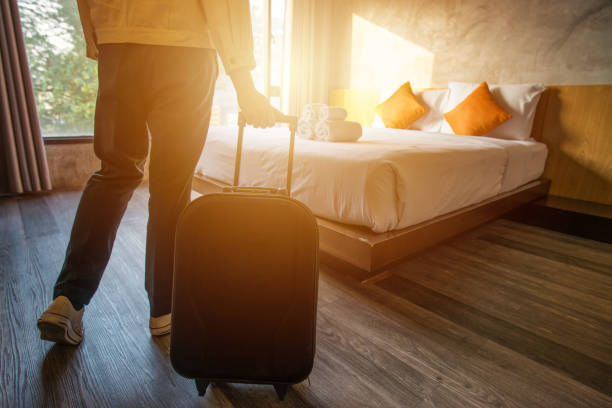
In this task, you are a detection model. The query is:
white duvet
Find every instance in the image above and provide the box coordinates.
[196,127,547,233]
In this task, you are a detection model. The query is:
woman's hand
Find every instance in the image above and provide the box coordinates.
[230,68,282,128]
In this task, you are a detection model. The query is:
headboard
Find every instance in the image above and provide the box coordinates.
[531,85,612,205]
[330,85,612,205]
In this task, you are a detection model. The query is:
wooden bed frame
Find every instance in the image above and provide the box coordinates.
[192,175,550,280]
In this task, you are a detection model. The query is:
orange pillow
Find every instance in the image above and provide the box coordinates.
[443,82,512,136]
[375,82,427,129]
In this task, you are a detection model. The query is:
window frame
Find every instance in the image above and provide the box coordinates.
[43,135,94,144]
[266,0,283,100]
[257,0,282,100]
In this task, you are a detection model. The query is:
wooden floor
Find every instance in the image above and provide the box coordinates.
[1,187,611,408]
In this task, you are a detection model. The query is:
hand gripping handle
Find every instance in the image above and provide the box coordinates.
[232,112,298,196]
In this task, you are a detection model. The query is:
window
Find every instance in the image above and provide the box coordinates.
[18,0,287,137]
[19,0,98,137]
[210,0,287,126]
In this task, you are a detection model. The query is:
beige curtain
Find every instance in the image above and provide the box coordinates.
[282,0,333,116]
[0,0,52,194]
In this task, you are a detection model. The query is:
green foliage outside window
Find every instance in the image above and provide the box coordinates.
[19,0,97,136]
[18,0,282,133]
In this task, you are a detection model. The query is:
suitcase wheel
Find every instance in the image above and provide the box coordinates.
[195,378,210,396]
[273,383,289,401]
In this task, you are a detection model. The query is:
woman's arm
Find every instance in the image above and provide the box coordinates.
[76,0,98,60]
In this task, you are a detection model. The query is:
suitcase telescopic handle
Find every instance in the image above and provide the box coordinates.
[233,112,298,196]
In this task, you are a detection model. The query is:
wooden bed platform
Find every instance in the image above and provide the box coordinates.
[193,175,550,280]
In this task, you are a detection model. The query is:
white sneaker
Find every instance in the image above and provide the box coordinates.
[149,313,171,336]
[37,296,84,346]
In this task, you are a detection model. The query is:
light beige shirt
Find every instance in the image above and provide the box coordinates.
[77,0,256,72]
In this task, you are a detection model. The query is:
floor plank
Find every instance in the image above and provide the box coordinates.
[0,198,24,249]
[391,253,612,366]
[478,233,612,277]
[376,275,612,396]
[448,236,612,302]
[489,219,612,263]
[432,244,612,324]
[322,266,612,408]
[1,188,612,407]
[17,194,60,240]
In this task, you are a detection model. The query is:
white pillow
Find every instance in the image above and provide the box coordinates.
[441,82,546,140]
[372,88,449,132]
[410,89,449,132]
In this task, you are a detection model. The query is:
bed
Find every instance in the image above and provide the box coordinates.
[196,127,547,232]
[193,83,551,278]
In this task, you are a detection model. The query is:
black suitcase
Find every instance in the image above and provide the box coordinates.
[170,113,319,401]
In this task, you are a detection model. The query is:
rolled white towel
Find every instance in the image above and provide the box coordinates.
[301,103,326,122]
[297,119,317,140]
[315,120,362,142]
[318,106,348,121]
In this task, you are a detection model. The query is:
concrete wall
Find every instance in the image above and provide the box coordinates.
[330,0,612,89]
[45,142,149,190]
[45,142,99,190]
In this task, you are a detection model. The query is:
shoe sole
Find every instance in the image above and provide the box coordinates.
[37,313,82,346]
[149,323,171,336]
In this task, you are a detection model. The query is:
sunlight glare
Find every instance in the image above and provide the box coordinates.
[350,14,434,91]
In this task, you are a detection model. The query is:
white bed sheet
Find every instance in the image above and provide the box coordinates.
[196,127,547,233]
[475,136,548,193]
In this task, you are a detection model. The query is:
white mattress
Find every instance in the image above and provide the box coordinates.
[196,127,547,233]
